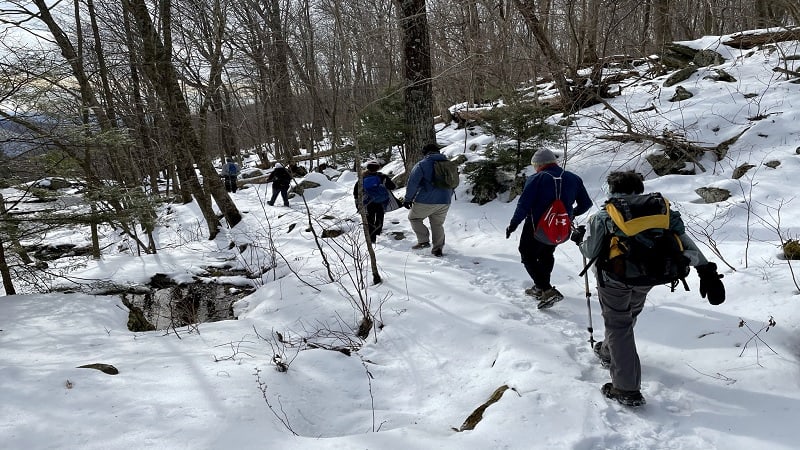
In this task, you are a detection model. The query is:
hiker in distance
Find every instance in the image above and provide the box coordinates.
[576,170,725,407]
[505,148,592,309]
[220,157,239,193]
[404,143,458,257]
[353,160,398,244]
[266,162,292,207]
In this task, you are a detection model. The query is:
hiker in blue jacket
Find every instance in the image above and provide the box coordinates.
[220,157,239,193]
[353,160,397,244]
[505,148,592,308]
[404,143,454,257]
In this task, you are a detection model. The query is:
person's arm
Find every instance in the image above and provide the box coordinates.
[384,174,397,190]
[579,212,607,260]
[670,210,709,266]
[509,175,537,229]
[405,165,422,202]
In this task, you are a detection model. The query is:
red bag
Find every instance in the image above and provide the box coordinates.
[534,199,571,245]
[533,172,571,245]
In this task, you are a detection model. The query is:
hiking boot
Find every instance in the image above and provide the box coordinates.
[593,341,611,368]
[431,248,443,257]
[411,242,431,250]
[524,286,543,299]
[536,287,564,309]
[601,383,646,407]
[267,201,274,206]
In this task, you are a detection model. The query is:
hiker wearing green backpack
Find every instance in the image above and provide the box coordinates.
[353,160,398,244]
[576,170,725,407]
[505,149,592,309]
[404,143,459,257]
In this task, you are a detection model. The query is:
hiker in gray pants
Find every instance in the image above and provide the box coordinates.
[403,143,454,257]
[578,170,725,407]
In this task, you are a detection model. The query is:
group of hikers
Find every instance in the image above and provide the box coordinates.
[356,143,726,408]
[220,158,292,207]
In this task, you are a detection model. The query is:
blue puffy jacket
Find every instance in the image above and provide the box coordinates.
[405,153,454,205]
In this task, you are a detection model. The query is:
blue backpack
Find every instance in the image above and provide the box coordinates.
[227,162,238,176]
[363,175,389,204]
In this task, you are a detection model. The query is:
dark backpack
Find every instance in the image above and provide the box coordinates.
[596,193,691,288]
[533,172,571,245]
[363,175,389,204]
[227,162,238,176]
[433,160,460,189]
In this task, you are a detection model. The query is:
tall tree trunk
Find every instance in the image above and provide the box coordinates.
[122,0,241,237]
[394,0,436,167]
[653,0,672,51]
[265,0,299,161]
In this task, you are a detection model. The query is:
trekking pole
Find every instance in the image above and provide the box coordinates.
[573,223,595,348]
[582,253,595,348]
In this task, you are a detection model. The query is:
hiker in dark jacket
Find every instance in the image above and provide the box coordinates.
[577,170,725,407]
[404,143,454,257]
[267,162,292,207]
[353,160,397,244]
[506,148,592,308]
[220,157,239,193]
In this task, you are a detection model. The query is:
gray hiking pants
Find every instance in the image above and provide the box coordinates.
[408,203,450,252]
[596,275,653,392]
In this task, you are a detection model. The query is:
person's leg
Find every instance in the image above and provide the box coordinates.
[230,176,237,193]
[408,203,434,245]
[427,204,450,252]
[366,203,382,242]
[280,188,289,206]
[597,279,642,392]
[522,240,556,290]
[268,187,278,205]
[373,204,385,238]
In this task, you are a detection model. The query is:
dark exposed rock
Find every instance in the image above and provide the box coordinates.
[665,66,698,87]
[669,86,694,102]
[693,49,725,67]
[732,163,756,179]
[150,273,176,289]
[695,187,731,203]
[764,160,781,169]
[647,153,696,176]
[321,229,344,238]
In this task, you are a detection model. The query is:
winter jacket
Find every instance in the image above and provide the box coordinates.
[353,171,397,204]
[268,167,292,189]
[405,153,453,205]
[579,192,709,278]
[509,164,592,230]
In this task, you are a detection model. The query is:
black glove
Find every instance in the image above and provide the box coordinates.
[696,262,725,305]
[570,225,586,244]
[505,224,517,239]
[402,201,413,209]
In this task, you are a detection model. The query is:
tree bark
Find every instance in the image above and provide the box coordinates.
[394,0,437,168]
